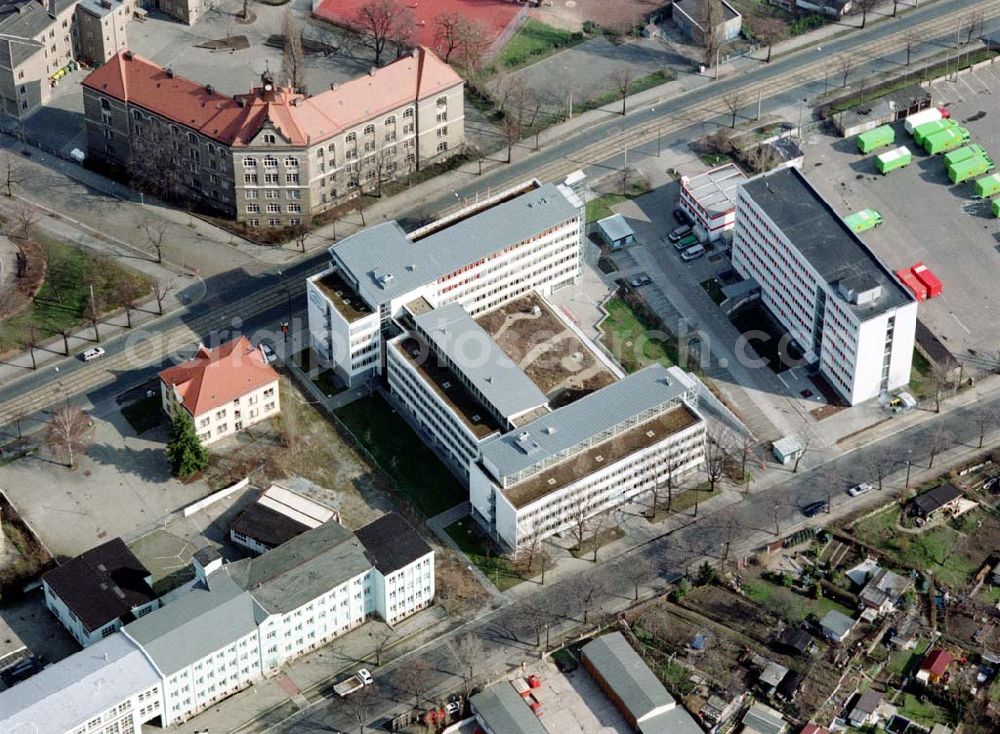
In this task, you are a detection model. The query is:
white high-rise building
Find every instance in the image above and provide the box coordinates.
[306,180,584,387]
[731,167,917,405]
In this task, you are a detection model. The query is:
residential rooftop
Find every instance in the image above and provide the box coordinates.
[354,512,432,575]
[329,181,582,307]
[740,167,913,318]
[470,682,547,734]
[391,335,504,440]
[311,268,374,323]
[414,302,549,422]
[479,364,698,485]
[503,403,701,509]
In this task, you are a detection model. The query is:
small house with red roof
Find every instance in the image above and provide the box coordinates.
[158,337,279,445]
[799,724,828,734]
[916,649,953,684]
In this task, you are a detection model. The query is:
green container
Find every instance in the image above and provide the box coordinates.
[857,125,895,154]
[913,118,956,146]
[942,144,989,168]
[923,127,971,155]
[948,155,994,184]
[974,173,1000,199]
[992,198,1000,217]
[843,208,883,233]
[876,146,912,174]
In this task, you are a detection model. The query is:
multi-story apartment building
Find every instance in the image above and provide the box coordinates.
[470,364,707,551]
[306,180,584,387]
[0,513,433,731]
[42,537,159,647]
[158,336,280,445]
[731,167,917,405]
[81,46,464,227]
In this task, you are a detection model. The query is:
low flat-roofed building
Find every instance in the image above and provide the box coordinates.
[229,483,338,554]
[42,537,159,648]
[0,633,163,734]
[679,163,748,241]
[596,213,636,250]
[742,701,787,734]
[470,682,547,734]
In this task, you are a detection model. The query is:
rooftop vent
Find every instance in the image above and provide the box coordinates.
[442,381,451,389]
[237,98,246,107]
[206,84,214,94]
[544,426,556,435]
[594,455,604,463]
[471,414,481,422]
[165,67,174,78]
[547,478,557,485]
[484,376,493,384]
[531,305,541,316]
[646,430,656,438]
[406,264,417,272]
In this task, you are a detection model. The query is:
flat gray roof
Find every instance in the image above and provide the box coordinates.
[640,708,705,734]
[414,302,549,421]
[480,364,695,483]
[683,163,747,217]
[740,167,912,318]
[582,631,675,722]
[0,634,160,734]
[820,609,855,637]
[330,182,581,307]
[470,682,547,734]
[742,702,786,734]
[597,213,634,242]
[226,521,373,614]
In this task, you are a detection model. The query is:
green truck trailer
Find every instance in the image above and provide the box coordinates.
[843,208,883,233]
[948,154,995,184]
[913,118,956,145]
[857,125,895,154]
[974,173,1000,198]
[993,198,1000,217]
[876,146,912,174]
[923,127,971,155]
[942,144,990,168]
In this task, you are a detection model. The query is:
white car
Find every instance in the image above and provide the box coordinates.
[259,342,277,364]
[847,482,874,497]
[81,346,105,362]
[680,244,706,262]
[357,668,374,685]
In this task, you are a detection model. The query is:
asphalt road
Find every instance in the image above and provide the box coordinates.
[277,387,1000,733]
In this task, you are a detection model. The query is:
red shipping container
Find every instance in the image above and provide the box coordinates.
[911,263,943,298]
[527,675,542,689]
[938,106,950,119]
[895,267,927,301]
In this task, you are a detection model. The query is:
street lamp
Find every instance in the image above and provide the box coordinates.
[277,270,292,343]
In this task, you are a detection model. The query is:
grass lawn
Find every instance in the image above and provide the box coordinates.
[886,638,931,677]
[599,297,675,373]
[445,519,527,592]
[896,692,955,727]
[909,349,936,400]
[0,233,152,350]
[334,394,465,517]
[586,193,627,224]
[121,395,164,434]
[991,676,1000,702]
[498,20,578,68]
[852,505,977,589]
[743,577,853,624]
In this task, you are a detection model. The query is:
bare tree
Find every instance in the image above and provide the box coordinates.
[343,685,376,733]
[454,18,490,73]
[46,405,94,469]
[23,325,39,370]
[722,90,745,128]
[370,629,392,666]
[1,152,22,197]
[610,68,635,116]
[931,360,954,413]
[928,429,953,469]
[54,326,71,356]
[902,29,920,67]
[569,576,603,625]
[115,277,143,329]
[792,428,814,473]
[495,75,539,164]
[836,53,854,88]
[517,525,542,571]
[568,494,593,550]
[12,201,38,239]
[537,547,554,585]
[734,431,755,483]
[854,0,878,29]
[749,16,783,63]
[698,0,725,67]
[863,451,893,491]
[433,12,462,63]
[963,10,985,45]
[589,510,609,562]
[394,657,431,709]
[446,634,483,700]
[356,0,413,65]
[281,8,307,92]
[703,429,730,493]
[142,219,168,263]
[86,290,103,342]
[152,281,173,315]
[522,601,553,648]
[974,406,998,449]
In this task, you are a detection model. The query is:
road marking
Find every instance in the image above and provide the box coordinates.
[952,313,971,334]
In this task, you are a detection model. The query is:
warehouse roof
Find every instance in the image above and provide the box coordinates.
[480,364,696,482]
[470,682,547,734]
[355,513,432,575]
[742,702,787,734]
[740,167,912,318]
[414,302,549,421]
[227,521,372,614]
[639,708,705,734]
[0,635,159,734]
[582,632,675,722]
[123,572,258,676]
[330,182,581,307]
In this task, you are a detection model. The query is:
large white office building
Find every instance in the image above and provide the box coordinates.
[0,513,433,732]
[306,180,585,387]
[731,167,917,405]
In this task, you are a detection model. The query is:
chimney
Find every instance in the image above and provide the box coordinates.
[206,84,213,94]
[191,546,223,585]
[165,67,174,78]
[369,67,377,77]
[123,50,133,61]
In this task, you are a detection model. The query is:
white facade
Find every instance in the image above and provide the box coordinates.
[678,163,747,242]
[731,169,916,405]
[43,580,158,648]
[161,378,280,445]
[66,682,163,734]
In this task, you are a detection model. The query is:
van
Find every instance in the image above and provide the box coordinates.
[668,224,692,242]
[81,347,105,362]
[680,244,705,262]
[673,234,699,251]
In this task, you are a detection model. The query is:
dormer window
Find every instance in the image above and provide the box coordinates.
[263,133,276,144]
[363,124,375,135]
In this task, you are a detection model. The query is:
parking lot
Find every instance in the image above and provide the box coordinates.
[519,657,632,734]
[802,62,1000,375]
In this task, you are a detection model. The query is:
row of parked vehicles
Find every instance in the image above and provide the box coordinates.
[669,208,706,262]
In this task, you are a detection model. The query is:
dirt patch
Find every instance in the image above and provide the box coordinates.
[534,0,663,32]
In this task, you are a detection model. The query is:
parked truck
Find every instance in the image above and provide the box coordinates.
[974,172,1000,199]
[334,669,374,697]
[843,208,883,233]
[904,107,944,134]
[923,127,971,155]
[876,146,912,174]
[857,125,895,154]
[911,262,943,298]
[942,144,990,168]
[913,118,956,145]
[948,154,995,184]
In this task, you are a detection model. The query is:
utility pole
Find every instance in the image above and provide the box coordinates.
[756,89,762,121]
[715,46,720,81]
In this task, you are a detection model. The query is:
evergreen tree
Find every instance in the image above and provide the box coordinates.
[166,411,208,479]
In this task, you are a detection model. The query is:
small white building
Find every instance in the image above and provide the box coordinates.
[159,336,280,445]
[596,213,636,250]
[679,163,748,242]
